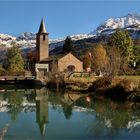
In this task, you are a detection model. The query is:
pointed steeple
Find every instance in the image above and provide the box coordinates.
[38,18,47,33]
[38,122,47,136]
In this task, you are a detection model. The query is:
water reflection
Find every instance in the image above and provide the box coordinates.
[0,86,139,139]
[36,88,49,136]
[3,90,24,121]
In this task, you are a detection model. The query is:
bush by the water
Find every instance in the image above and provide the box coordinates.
[87,77,139,101]
[46,73,66,88]
[101,84,130,101]
[87,77,112,92]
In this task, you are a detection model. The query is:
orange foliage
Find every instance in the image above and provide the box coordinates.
[92,44,109,73]
[83,51,91,70]
[26,51,37,61]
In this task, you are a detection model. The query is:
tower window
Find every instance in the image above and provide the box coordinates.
[43,35,46,40]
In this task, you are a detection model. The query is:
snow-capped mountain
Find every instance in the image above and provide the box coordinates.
[90,13,140,37]
[0,34,16,48]
[17,32,36,40]
[0,32,95,51]
[49,34,95,50]
[0,34,16,41]
[0,13,140,56]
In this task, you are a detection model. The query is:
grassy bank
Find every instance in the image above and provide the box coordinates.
[65,75,140,102]
[113,76,140,84]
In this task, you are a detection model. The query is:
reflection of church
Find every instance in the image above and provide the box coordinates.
[35,88,49,136]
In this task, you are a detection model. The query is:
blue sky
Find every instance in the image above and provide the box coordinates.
[0,0,140,39]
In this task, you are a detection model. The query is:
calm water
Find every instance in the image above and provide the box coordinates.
[0,86,140,139]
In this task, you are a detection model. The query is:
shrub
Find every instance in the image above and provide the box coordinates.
[88,77,112,92]
[0,65,6,76]
[118,79,132,92]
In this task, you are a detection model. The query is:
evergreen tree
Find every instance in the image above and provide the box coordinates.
[108,29,136,72]
[135,45,140,68]
[133,40,140,68]
[5,43,24,74]
[127,45,137,67]
[108,29,133,55]
[62,36,73,53]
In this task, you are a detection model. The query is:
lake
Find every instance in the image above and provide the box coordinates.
[0,86,140,139]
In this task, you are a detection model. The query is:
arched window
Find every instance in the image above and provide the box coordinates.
[43,35,46,40]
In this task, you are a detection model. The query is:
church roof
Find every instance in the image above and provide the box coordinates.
[39,53,70,62]
[39,52,82,63]
[38,18,47,33]
[37,121,47,136]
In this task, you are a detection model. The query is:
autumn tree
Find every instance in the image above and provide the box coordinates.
[25,51,37,71]
[62,36,74,53]
[91,44,109,75]
[83,51,91,70]
[5,43,24,74]
[107,46,121,75]
[26,51,37,62]
[0,64,6,75]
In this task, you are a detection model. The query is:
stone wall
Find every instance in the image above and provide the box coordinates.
[58,53,83,72]
[36,34,49,62]
[35,63,49,85]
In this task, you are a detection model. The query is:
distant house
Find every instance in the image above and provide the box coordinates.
[35,19,83,75]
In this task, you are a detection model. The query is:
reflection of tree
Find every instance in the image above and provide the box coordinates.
[73,95,137,138]
[92,99,132,138]
[75,96,94,109]
[25,89,36,102]
[61,103,73,120]
[99,110,130,136]
[3,91,24,121]
[48,90,64,111]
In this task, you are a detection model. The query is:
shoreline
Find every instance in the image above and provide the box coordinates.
[0,75,139,102]
[63,76,140,102]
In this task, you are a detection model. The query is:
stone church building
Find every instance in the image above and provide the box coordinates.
[35,19,83,75]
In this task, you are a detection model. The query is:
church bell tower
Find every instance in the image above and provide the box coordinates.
[36,19,49,62]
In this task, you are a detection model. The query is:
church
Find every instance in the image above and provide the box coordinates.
[35,19,83,76]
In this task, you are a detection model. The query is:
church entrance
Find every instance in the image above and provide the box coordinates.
[67,65,75,72]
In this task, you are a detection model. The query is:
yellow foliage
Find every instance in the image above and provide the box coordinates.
[92,44,109,73]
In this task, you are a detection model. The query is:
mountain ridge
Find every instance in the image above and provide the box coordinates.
[0,13,140,51]
[90,13,140,36]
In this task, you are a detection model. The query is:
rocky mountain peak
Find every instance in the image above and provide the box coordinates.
[90,13,140,35]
